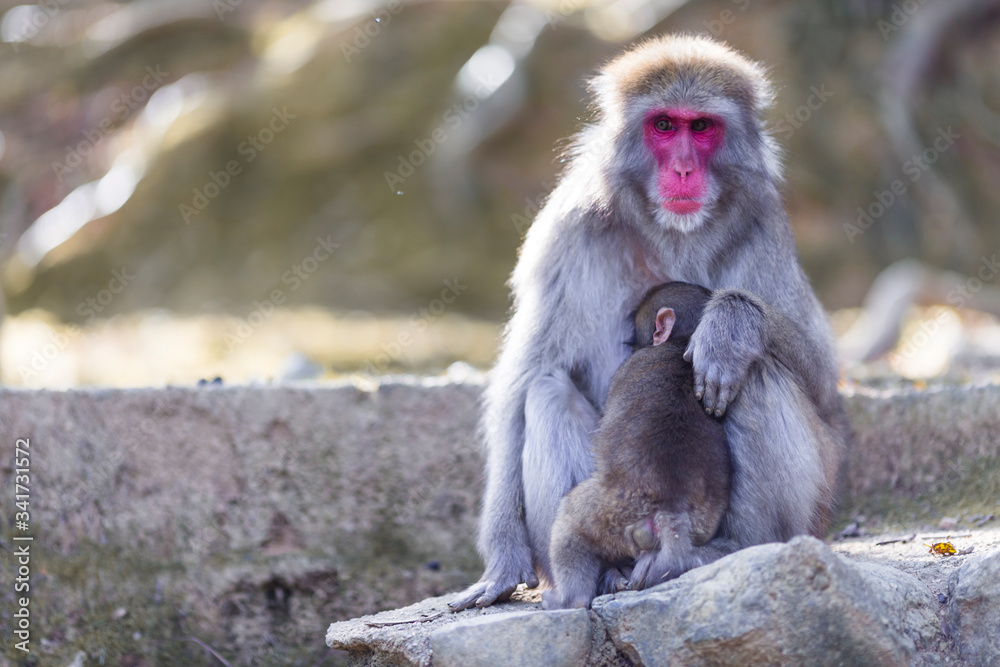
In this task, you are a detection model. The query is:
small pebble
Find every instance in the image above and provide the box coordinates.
[937,516,959,531]
[839,522,861,538]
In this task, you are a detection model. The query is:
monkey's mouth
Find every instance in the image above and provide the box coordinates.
[663,198,703,215]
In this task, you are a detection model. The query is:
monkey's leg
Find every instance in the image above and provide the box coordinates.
[449,368,598,611]
[543,483,605,610]
[628,512,733,590]
[543,532,602,610]
[685,289,840,548]
[522,369,599,584]
[717,363,832,548]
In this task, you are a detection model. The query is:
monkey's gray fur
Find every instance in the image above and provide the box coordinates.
[449,34,847,611]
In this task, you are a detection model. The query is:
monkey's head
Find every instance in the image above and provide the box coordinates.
[591,34,777,234]
[633,281,712,350]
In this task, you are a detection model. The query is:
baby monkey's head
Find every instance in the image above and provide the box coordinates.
[633,282,712,350]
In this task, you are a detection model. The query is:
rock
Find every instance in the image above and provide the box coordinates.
[947,550,1000,666]
[431,609,590,667]
[326,592,542,666]
[592,536,938,667]
[841,383,1000,511]
[276,351,324,381]
[938,516,959,531]
[328,535,981,666]
[0,380,484,666]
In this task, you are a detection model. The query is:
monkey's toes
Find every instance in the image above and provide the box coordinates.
[447,582,488,612]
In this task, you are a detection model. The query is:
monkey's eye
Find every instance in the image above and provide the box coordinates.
[654,119,674,132]
[691,118,712,133]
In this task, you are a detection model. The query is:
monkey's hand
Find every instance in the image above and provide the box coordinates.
[684,289,766,417]
[447,566,540,612]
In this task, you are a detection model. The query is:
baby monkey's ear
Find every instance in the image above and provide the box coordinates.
[653,308,676,346]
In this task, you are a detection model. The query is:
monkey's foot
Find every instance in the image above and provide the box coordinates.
[447,569,539,612]
[541,588,589,610]
[597,567,630,595]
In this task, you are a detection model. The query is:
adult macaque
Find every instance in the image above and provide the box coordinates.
[449,35,847,611]
[543,282,730,610]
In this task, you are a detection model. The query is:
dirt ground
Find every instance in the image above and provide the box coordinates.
[831,522,999,603]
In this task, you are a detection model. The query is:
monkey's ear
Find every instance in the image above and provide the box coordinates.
[653,308,676,346]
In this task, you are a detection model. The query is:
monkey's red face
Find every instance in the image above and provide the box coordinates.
[643,108,725,217]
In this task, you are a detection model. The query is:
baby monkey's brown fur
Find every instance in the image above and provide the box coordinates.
[543,282,731,610]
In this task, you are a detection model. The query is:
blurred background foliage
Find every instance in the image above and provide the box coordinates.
[0,0,999,386]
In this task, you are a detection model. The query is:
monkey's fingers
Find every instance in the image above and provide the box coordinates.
[700,369,723,415]
[714,386,734,417]
[692,368,705,402]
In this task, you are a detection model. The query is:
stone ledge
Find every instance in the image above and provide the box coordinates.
[0,377,998,664]
[328,534,1000,667]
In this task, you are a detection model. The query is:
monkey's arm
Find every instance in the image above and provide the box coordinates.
[448,364,540,611]
[685,287,839,418]
[448,276,570,611]
[685,209,841,419]
[449,201,629,610]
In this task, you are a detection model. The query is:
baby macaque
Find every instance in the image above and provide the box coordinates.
[542,282,732,610]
